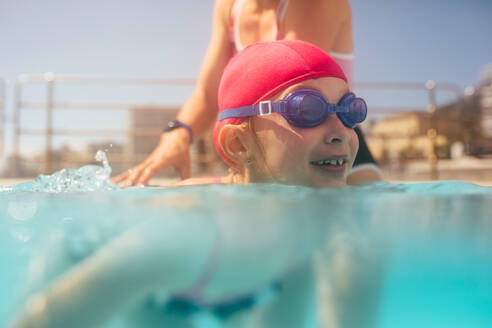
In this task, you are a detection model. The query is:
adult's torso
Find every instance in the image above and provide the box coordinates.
[228,0,354,87]
[229,0,352,52]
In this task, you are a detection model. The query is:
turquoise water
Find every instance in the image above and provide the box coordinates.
[1,155,491,327]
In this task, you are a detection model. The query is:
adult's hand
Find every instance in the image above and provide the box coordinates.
[112,128,191,186]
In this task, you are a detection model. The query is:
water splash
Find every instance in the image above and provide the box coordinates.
[14,150,118,193]
[0,185,13,192]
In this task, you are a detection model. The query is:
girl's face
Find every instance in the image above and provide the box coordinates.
[249,77,359,187]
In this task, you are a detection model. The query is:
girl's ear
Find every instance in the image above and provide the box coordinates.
[218,124,252,166]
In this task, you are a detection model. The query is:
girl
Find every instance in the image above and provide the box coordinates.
[10,40,369,328]
[180,39,365,188]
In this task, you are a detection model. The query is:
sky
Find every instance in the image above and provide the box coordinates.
[0,0,491,159]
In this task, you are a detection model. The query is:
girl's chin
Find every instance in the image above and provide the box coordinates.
[309,168,348,187]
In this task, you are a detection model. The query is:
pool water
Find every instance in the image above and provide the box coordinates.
[1,155,491,327]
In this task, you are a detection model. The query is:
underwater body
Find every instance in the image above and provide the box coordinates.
[1,154,492,327]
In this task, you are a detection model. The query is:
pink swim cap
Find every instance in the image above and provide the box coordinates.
[214,40,347,164]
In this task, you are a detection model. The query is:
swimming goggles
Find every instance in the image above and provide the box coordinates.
[218,89,367,129]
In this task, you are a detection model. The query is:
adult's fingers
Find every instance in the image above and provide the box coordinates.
[136,163,164,186]
[118,169,137,187]
[116,162,148,187]
[111,132,192,186]
[111,170,129,183]
[111,158,147,184]
[111,153,156,186]
[176,155,191,180]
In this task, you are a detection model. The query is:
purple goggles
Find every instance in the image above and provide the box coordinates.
[218,88,367,129]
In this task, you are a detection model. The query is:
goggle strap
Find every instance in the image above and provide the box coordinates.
[219,101,286,121]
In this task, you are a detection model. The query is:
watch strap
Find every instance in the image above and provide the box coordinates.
[163,120,193,144]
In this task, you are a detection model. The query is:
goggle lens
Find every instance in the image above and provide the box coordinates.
[348,97,367,123]
[296,94,326,126]
[288,90,367,128]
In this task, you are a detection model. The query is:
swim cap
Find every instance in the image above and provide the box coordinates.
[214,40,347,164]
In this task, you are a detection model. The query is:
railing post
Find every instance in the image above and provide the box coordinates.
[13,79,23,175]
[44,72,55,174]
[426,80,439,180]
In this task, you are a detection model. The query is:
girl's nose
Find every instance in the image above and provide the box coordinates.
[323,115,352,145]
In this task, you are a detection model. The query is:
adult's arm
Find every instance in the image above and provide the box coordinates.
[113,0,234,186]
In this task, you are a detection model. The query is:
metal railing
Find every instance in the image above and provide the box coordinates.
[13,73,204,175]
[12,74,466,180]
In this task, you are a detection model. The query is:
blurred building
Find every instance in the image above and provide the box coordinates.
[367,76,492,165]
[367,112,447,165]
[129,105,179,155]
[435,78,492,157]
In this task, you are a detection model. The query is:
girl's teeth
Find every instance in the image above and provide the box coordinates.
[312,159,345,166]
